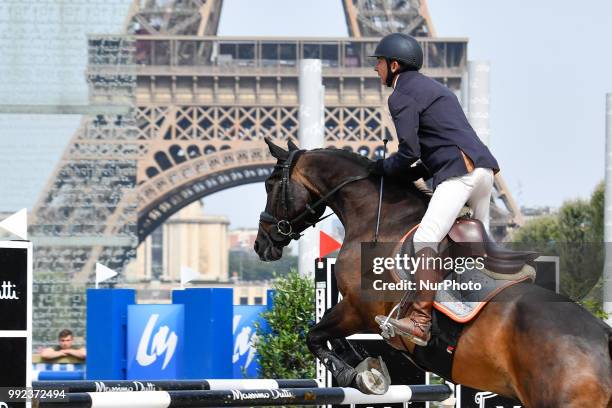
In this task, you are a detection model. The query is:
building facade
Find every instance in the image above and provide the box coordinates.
[229,228,259,252]
[126,200,230,282]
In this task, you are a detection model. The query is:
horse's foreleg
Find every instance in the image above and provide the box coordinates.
[307,298,391,395]
[307,299,363,387]
[329,337,367,367]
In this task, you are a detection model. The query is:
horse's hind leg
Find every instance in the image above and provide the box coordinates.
[553,374,612,408]
[523,377,612,408]
[307,298,390,394]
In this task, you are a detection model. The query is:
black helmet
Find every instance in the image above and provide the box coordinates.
[371,33,423,71]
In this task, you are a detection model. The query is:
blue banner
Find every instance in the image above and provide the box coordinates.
[127,305,184,380]
[233,305,267,378]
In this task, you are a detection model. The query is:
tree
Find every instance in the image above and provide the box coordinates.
[511,182,605,317]
[591,181,604,242]
[511,215,559,254]
[254,271,316,379]
[555,199,602,302]
[229,250,298,281]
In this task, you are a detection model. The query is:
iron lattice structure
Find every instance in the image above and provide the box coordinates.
[30,0,521,346]
[125,0,224,36]
[29,37,140,347]
[342,0,436,37]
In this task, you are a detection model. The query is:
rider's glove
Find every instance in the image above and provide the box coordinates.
[368,160,430,181]
[406,163,431,181]
[368,159,386,176]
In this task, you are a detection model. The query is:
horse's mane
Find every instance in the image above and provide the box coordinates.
[311,147,433,202]
[310,147,372,167]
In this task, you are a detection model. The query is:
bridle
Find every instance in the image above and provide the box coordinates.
[259,149,369,245]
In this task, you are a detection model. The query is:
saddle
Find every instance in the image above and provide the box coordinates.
[446,217,539,275]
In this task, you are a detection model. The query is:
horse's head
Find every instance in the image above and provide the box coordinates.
[254,138,326,261]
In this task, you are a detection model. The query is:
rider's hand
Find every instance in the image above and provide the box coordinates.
[406,163,431,181]
[368,159,386,176]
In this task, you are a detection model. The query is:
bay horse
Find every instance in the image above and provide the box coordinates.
[254,138,612,407]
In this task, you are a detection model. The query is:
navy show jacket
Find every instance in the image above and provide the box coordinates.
[382,70,499,188]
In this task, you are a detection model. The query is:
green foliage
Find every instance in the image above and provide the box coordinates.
[254,270,316,379]
[591,181,604,242]
[511,182,606,318]
[511,215,559,254]
[581,279,608,320]
[557,199,602,301]
[229,250,297,281]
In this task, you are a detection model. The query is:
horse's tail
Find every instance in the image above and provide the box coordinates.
[609,330,612,361]
[606,324,612,362]
[607,329,612,408]
[606,322,612,359]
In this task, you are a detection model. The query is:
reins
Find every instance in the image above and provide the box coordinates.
[259,149,369,243]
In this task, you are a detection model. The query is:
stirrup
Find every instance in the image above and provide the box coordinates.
[376,304,400,340]
[375,314,431,347]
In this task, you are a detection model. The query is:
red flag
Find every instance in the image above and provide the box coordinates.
[320,231,342,258]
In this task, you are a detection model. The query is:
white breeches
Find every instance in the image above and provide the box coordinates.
[413,167,494,252]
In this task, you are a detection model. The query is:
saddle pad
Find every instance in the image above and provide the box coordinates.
[433,269,530,323]
[399,224,532,324]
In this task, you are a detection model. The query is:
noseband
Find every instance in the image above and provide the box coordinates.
[259,149,369,244]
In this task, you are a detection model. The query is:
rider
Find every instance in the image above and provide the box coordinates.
[369,33,500,346]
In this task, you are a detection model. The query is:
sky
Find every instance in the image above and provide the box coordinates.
[203,0,612,228]
[1,0,611,230]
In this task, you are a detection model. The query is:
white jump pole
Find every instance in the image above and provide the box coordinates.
[36,384,453,407]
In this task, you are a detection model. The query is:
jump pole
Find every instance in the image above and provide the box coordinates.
[34,379,318,393]
[38,385,453,407]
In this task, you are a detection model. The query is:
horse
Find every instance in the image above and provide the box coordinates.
[254,138,612,407]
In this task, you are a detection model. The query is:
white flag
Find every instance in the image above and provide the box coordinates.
[95,263,117,288]
[180,265,199,287]
[0,208,27,240]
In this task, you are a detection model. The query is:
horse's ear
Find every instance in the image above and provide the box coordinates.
[264,137,289,160]
[287,138,299,151]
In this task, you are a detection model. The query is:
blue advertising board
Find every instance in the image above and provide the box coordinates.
[86,288,135,380]
[172,288,233,378]
[127,304,184,380]
[233,305,267,378]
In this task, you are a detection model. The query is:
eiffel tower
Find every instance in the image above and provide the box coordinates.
[29,0,523,346]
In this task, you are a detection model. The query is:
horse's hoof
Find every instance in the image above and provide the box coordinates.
[355,368,389,395]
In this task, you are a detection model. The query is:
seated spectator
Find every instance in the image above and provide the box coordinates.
[40,329,86,361]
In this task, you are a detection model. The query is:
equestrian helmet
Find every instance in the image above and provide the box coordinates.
[371,33,423,71]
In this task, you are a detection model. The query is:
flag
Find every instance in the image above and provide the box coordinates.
[180,265,199,286]
[0,208,27,240]
[95,263,117,287]
[319,231,342,258]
